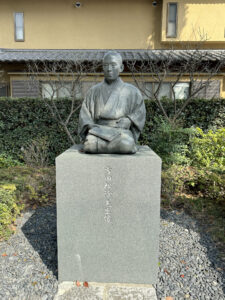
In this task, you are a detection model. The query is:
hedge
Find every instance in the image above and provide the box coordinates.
[0,98,224,164]
[0,98,81,164]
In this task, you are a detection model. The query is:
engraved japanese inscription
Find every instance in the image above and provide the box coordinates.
[104,166,113,223]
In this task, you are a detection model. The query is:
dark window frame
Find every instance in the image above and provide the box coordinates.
[0,84,9,97]
[14,12,25,42]
[166,2,178,38]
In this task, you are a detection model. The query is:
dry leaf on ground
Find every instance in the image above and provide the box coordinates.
[76,280,81,287]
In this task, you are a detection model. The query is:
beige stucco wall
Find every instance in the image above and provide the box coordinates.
[0,0,163,50]
[1,0,224,49]
[162,0,225,44]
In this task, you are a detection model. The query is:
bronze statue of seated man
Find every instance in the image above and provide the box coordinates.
[78,51,146,154]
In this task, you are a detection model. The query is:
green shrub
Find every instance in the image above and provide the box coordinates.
[188,168,225,207]
[22,167,56,207]
[0,153,22,168]
[162,165,225,209]
[0,97,224,164]
[0,98,81,164]
[21,136,49,167]
[0,166,56,208]
[190,127,225,171]
[0,184,23,240]
[141,98,225,138]
[0,165,55,240]
[161,165,197,201]
[147,116,195,166]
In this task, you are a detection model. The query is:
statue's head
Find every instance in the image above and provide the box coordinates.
[103,51,124,83]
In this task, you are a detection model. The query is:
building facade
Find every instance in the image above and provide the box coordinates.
[0,0,225,98]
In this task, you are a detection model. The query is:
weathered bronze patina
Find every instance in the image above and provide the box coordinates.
[78,51,146,154]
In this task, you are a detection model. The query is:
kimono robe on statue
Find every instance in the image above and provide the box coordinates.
[78,78,146,154]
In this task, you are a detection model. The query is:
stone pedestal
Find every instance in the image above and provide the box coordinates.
[56,145,161,284]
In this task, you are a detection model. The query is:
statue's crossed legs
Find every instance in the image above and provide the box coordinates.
[83,130,137,154]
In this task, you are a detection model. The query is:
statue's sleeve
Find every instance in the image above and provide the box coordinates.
[127,89,146,143]
[78,89,95,141]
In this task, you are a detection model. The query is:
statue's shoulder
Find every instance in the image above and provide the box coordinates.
[92,82,103,89]
[87,82,103,94]
[123,82,142,96]
[84,82,102,99]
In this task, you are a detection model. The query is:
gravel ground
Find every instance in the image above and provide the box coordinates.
[156,210,224,300]
[0,205,224,300]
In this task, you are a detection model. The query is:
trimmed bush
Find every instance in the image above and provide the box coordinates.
[143,98,225,130]
[0,98,81,164]
[146,116,195,166]
[0,97,224,164]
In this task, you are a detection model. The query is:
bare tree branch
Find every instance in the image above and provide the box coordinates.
[26,59,101,144]
[127,48,225,125]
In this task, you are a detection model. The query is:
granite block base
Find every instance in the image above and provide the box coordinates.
[56,145,161,284]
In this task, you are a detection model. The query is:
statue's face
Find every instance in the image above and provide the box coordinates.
[103,55,124,82]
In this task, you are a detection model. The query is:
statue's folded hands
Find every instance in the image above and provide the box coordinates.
[115,117,131,129]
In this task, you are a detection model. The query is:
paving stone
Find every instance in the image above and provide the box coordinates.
[107,284,157,300]
[54,282,157,300]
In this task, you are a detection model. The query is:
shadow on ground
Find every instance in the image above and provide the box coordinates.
[22,205,58,278]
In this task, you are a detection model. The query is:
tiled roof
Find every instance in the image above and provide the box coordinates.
[0,48,225,62]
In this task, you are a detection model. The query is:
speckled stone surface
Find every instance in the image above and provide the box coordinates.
[56,145,161,284]
[54,282,157,300]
